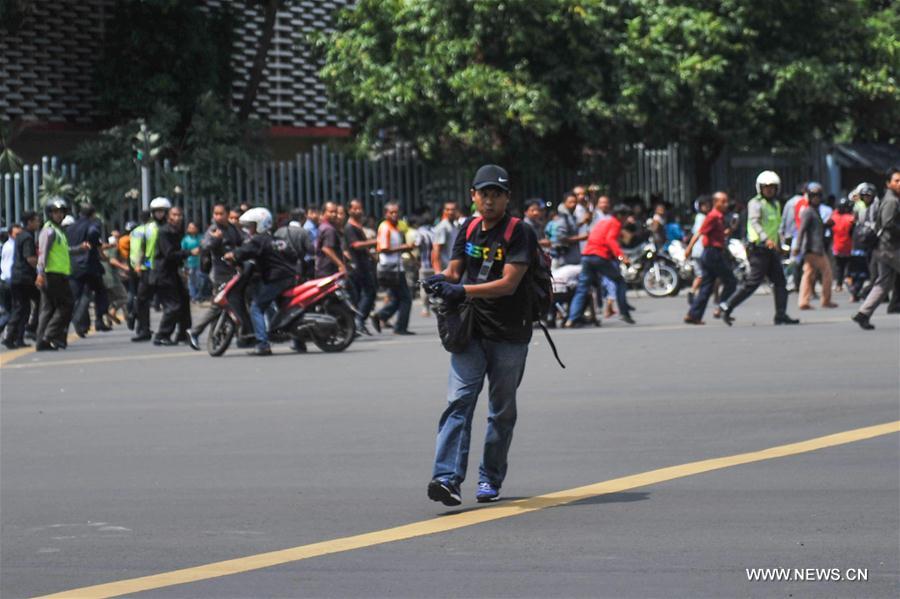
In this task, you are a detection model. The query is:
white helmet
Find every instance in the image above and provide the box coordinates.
[61,215,75,227]
[755,171,781,194]
[149,196,172,211]
[239,207,273,233]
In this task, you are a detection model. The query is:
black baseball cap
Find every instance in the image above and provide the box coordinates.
[472,164,510,192]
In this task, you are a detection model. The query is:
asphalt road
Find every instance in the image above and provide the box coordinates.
[2,290,898,598]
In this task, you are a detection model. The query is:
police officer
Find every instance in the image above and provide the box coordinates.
[151,206,199,348]
[132,198,170,342]
[224,208,299,356]
[127,211,150,330]
[34,198,89,350]
[719,171,799,326]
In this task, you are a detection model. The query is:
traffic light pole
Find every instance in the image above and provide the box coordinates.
[141,165,150,211]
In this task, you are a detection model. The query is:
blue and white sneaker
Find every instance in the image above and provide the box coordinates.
[475,481,500,503]
[428,478,462,506]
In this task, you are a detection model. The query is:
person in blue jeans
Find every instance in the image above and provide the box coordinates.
[425,164,536,506]
[566,204,635,327]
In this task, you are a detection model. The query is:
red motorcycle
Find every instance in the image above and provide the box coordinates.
[207,263,357,356]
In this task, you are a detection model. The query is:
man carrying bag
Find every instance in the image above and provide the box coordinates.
[424,165,536,506]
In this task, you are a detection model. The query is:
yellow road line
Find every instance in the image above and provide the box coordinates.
[35,419,900,599]
[3,350,200,370]
[0,330,84,367]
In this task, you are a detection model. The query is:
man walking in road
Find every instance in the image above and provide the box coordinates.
[852,166,900,330]
[718,171,798,326]
[794,182,837,310]
[425,164,537,506]
[684,192,736,324]
[345,199,377,334]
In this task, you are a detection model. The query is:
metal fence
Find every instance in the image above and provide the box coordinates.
[2,142,770,228]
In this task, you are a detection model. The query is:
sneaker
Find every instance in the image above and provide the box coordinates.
[851,312,875,330]
[248,345,273,356]
[475,481,501,503]
[427,478,461,506]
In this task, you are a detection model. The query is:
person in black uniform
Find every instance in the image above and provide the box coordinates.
[224,207,299,356]
[3,211,41,349]
[66,202,111,336]
[151,206,200,348]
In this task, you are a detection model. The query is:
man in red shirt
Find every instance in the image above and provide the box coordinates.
[565,204,634,326]
[829,198,855,291]
[684,191,737,324]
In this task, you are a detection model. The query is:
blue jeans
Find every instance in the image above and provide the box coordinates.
[568,255,630,322]
[250,278,293,348]
[376,274,411,332]
[688,247,736,320]
[187,267,207,301]
[432,338,529,487]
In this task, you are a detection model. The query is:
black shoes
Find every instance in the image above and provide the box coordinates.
[131,332,152,342]
[774,315,800,325]
[187,332,201,351]
[394,329,416,336]
[370,315,382,333]
[153,337,177,346]
[35,340,58,351]
[248,345,272,356]
[427,479,462,507]
[718,303,734,326]
[291,339,307,353]
[851,313,875,330]
[621,314,636,325]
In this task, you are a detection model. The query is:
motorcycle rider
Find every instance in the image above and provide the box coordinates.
[34,197,90,350]
[718,171,799,326]
[151,206,200,348]
[132,198,171,342]
[223,207,300,356]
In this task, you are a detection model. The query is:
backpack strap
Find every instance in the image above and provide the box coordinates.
[537,320,566,369]
[465,216,484,240]
[503,216,520,242]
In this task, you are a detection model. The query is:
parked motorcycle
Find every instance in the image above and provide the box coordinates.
[664,239,696,288]
[207,264,356,356]
[622,241,681,297]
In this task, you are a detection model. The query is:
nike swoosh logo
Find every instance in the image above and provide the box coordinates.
[498,177,508,182]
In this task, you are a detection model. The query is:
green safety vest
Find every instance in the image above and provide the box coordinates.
[43,221,71,275]
[747,195,781,243]
[143,221,160,269]
[129,224,145,269]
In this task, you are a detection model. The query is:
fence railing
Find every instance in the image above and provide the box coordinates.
[2,142,783,228]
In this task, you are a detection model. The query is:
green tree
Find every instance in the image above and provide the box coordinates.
[316,0,629,178]
[318,0,898,195]
[94,0,235,129]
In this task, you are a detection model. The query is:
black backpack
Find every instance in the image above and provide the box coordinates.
[852,220,878,252]
[464,216,564,368]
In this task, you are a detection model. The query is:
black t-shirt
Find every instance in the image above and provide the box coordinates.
[12,230,36,284]
[233,234,298,283]
[315,221,341,277]
[452,214,533,343]
[344,221,372,269]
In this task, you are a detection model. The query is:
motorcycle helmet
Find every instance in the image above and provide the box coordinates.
[239,207,273,234]
[755,170,781,194]
[149,196,172,211]
[836,197,853,214]
[124,220,138,233]
[857,182,877,198]
[805,181,823,195]
[45,196,68,215]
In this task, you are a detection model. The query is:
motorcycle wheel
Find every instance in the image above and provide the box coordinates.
[311,299,355,353]
[207,312,235,357]
[642,262,680,297]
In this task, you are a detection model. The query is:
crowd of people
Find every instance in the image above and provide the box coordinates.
[1,166,898,355]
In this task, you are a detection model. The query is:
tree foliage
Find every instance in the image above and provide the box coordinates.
[317,0,900,186]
